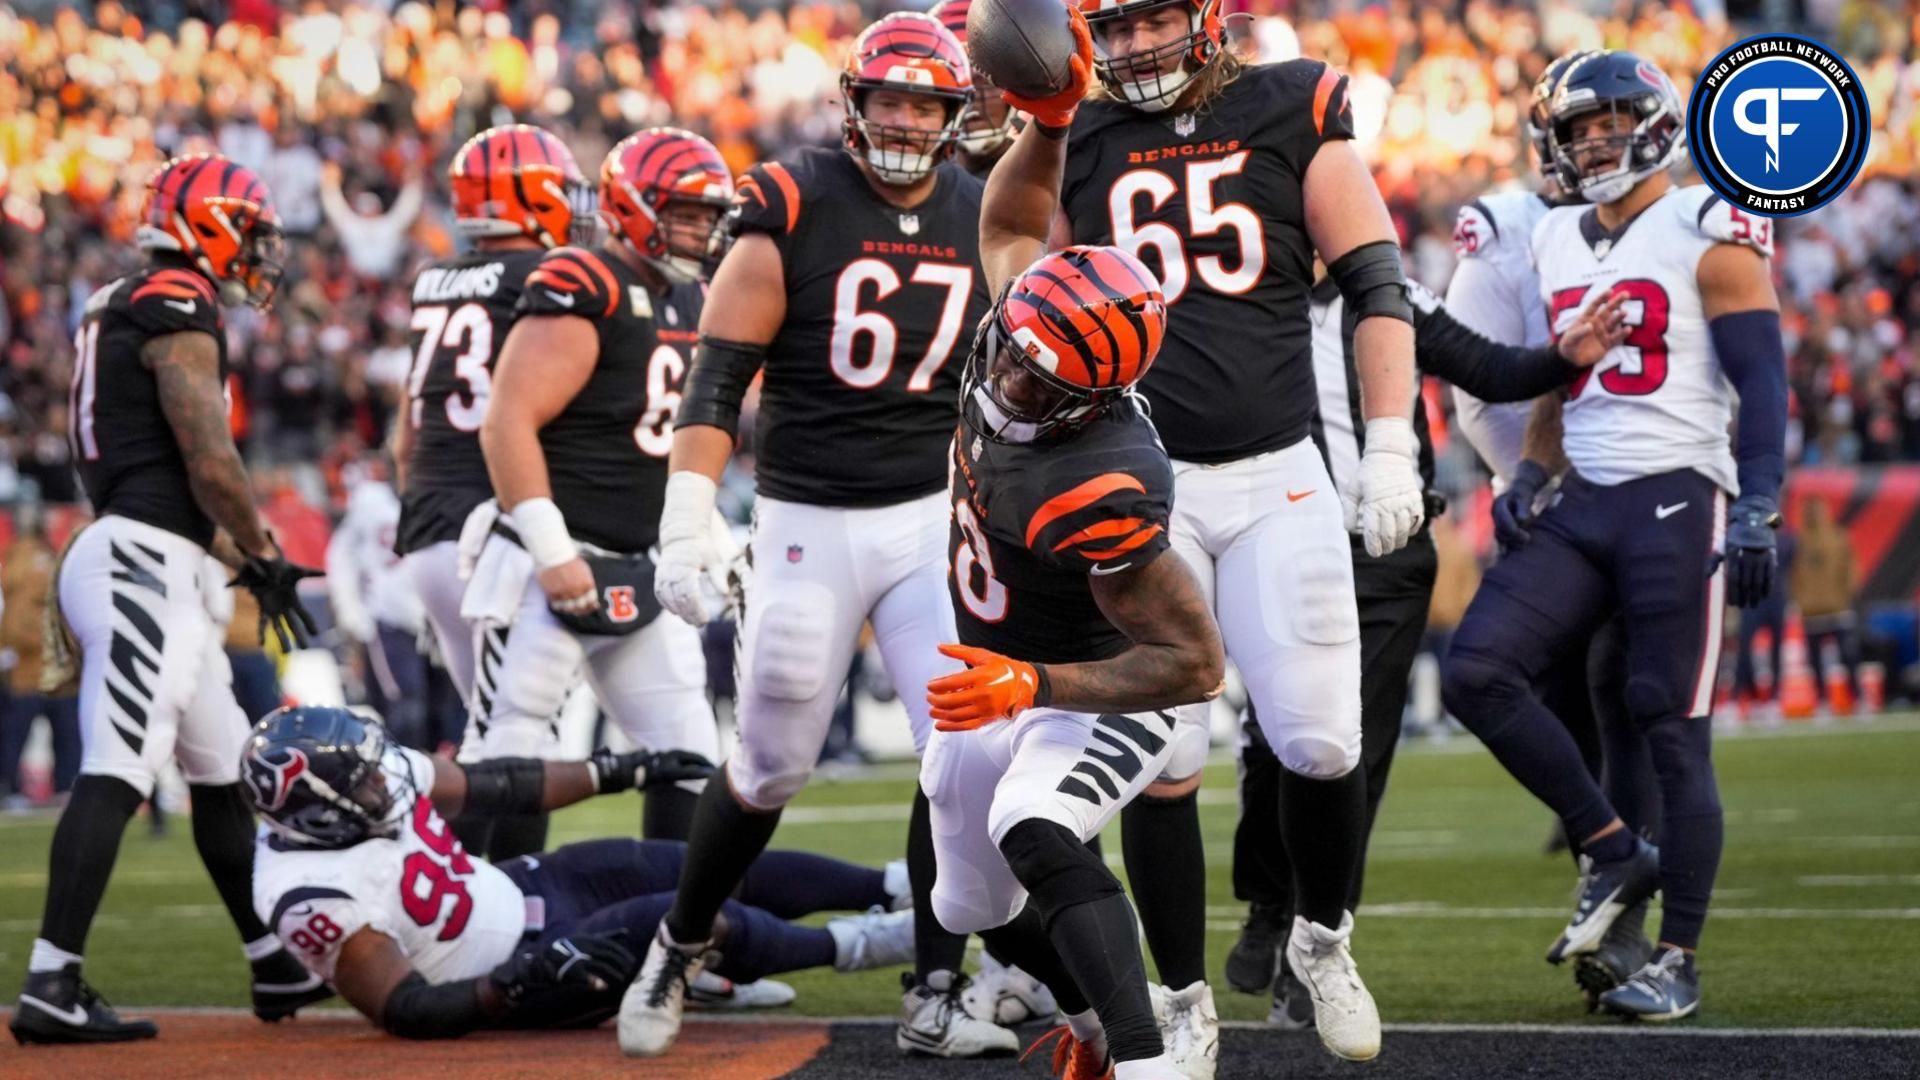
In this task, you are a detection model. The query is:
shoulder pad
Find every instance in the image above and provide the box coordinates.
[1452,191,1547,261]
[731,158,806,239]
[520,246,621,320]
[125,268,222,335]
[1018,442,1173,575]
[269,885,362,981]
[1684,188,1775,258]
[1263,59,1354,142]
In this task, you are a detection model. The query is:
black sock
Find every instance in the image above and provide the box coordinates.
[643,784,700,841]
[1644,717,1722,951]
[909,786,969,981]
[39,774,144,954]
[451,811,495,859]
[189,782,272,942]
[1121,789,1207,989]
[664,766,782,944]
[1279,769,1366,929]
[977,906,1089,1015]
[487,812,549,860]
[737,851,887,918]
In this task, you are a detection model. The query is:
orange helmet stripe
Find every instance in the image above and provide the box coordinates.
[1025,473,1147,549]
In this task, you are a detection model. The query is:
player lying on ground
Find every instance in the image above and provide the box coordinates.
[244,706,917,1038]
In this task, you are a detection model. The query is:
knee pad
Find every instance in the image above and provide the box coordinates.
[997,819,1122,930]
[729,750,812,811]
[1279,733,1358,780]
[931,884,1020,938]
[745,584,835,703]
[1624,672,1683,726]
[1156,712,1210,783]
[1440,648,1528,729]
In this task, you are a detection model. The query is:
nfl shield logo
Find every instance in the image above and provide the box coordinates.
[899,213,920,236]
[1174,112,1196,137]
[787,544,804,564]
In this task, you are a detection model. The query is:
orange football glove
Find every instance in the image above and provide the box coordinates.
[1002,5,1095,130]
[928,644,1042,731]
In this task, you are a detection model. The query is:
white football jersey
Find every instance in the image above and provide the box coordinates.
[327,480,424,635]
[254,746,527,984]
[1444,190,1556,484]
[1530,185,1774,494]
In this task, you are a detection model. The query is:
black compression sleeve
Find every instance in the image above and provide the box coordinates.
[676,336,766,438]
[460,758,548,816]
[381,972,492,1039]
[1414,303,1578,403]
[1327,240,1414,325]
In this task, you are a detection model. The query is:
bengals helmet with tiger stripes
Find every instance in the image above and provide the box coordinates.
[964,245,1167,444]
[135,153,285,308]
[599,128,735,285]
[450,124,595,248]
[927,0,1019,158]
[841,12,973,185]
[1081,0,1225,114]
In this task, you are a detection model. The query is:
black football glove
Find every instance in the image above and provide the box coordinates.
[1492,460,1550,551]
[231,556,322,651]
[1721,493,1781,608]
[488,931,637,1013]
[587,748,717,795]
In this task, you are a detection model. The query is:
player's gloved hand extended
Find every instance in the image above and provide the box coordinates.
[489,931,637,1012]
[587,747,717,794]
[1721,493,1781,608]
[1001,4,1094,129]
[654,473,726,627]
[1341,417,1425,558]
[928,644,1043,731]
[1492,459,1551,551]
[231,555,322,651]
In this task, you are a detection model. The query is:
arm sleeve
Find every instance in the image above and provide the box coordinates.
[1412,282,1577,403]
[518,247,619,321]
[1711,309,1788,502]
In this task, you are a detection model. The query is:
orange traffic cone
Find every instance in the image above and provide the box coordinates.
[1858,662,1886,715]
[1820,640,1855,716]
[1777,610,1818,720]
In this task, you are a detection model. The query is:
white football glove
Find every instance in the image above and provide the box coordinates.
[1341,416,1425,558]
[654,472,722,626]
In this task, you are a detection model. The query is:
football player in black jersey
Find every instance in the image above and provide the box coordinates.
[11,154,326,1046]
[919,130,1224,1072]
[1043,1,1425,1061]
[467,129,728,858]
[930,0,1019,178]
[393,124,594,861]
[633,12,1010,1061]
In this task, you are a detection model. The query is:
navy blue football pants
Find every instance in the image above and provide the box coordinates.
[1444,469,1726,951]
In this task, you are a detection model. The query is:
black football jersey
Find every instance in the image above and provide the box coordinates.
[1061,61,1356,464]
[731,147,991,507]
[69,260,229,547]
[510,245,703,553]
[949,401,1176,665]
[396,248,545,555]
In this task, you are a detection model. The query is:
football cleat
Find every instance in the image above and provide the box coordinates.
[1149,980,1220,1080]
[686,970,796,1010]
[827,908,917,972]
[1285,913,1381,1062]
[897,971,1021,1058]
[1574,898,1655,1011]
[11,966,158,1045]
[1268,959,1315,1031]
[1547,838,1661,965]
[1022,1024,1114,1080]
[964,950,1058,1026]
[251,948,334,1021]
[1224,903,1288,994]
[1599,947,1700,1022]
[618,926,708,1057]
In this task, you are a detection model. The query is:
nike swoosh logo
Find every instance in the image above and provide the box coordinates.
[162,298,196,315]
[1655,502,1689,520]
[522,856,540,870]
[545,290,575,308]
[1287,490,1316,503]
[20,994,90,1026]
[1089,562,1132,576]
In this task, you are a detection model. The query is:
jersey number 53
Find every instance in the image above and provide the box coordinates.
[1550,279,1672,398]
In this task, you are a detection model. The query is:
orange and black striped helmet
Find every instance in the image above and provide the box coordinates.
[964,245,1167,443]
[136,153,285,308]
[927,0,1019,157]
[599,128,735,285]
[841,12,972,185]
[449,124,594,248]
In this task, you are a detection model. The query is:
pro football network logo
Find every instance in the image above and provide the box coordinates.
[1687,33,1869,217]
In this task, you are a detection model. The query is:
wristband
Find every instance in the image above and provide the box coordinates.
[659,472,719,547]
[1035,121,1072,140]
[1032,663,1053,708]
[512,497,576,571]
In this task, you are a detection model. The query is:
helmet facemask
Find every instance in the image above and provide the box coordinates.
[248,717,415,849]
[847,86,968,185]
[957,84,1019,158]
[1549,70,1683,205]
[961,309,1107,445]
[1087,0,1219,114]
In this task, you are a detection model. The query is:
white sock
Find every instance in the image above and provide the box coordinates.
[29,939,82,975]
[1114,1054,1178,1079]
[1064,1007,1105,1050]
[244,935,283,962]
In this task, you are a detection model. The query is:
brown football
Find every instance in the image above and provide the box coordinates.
[965,0,1078,99]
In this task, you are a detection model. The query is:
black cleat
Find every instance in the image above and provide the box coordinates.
[1547,837,1660,965]
[11,965,158,1045]
[251,950,333,1022]
[1225,903,1288,995]
[1575,898,1655,1011]
[1267,960,1315,1031]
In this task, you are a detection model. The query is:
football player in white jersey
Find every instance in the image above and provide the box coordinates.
[246,706,918,1038]
[1442,51,1788,1022]
[1444,51,1661,1008]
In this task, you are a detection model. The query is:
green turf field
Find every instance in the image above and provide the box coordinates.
[3,718,1916,1029]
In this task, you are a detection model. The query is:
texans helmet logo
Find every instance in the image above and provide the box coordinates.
[245,745,309,812]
